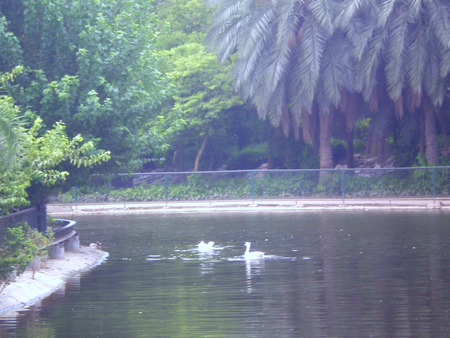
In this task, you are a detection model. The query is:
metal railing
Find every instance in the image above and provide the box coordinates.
[0,207,38,242]
[57,167,449,204]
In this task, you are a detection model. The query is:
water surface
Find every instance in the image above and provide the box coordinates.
[1,211,449,337]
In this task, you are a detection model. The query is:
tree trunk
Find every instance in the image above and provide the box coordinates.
[365,124,387,165]
[346,128,354,168]
[37,203,47,233]
[319,110,333,171]
[194,133,209,171]
[267,133,275,169]
[424,103,439,165]
[418,110,425,155]
[176,142,185,172]
[208,145,215,170]
[436,107,448,153]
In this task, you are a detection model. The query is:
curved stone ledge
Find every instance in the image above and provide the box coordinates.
[0,246,108,315]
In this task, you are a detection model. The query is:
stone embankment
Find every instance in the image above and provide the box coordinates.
[47,198,450,215]
[0,246,108,315]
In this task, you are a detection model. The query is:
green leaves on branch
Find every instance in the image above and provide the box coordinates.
[22,117,111,185]
[2,0,172,172]
[0,92,110,213]
[0,224,54,287]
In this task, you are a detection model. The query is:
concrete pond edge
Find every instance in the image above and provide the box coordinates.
[0,246,109,315]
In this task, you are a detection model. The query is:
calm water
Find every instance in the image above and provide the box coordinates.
[1,211,450,337]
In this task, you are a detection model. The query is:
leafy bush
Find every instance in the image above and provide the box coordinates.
[58,168,450,203]
[226,143,268,170]
[0,225,52,292]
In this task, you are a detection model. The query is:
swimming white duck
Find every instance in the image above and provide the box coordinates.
[197,241,215,252]
[244,242,264,259]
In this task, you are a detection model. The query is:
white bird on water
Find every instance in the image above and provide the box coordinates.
[197,241,215,252]
[244,242,264,259]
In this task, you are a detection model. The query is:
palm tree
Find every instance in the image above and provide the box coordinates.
[209,0,449,167]
[353,0,450,164]
[208,0,357,169]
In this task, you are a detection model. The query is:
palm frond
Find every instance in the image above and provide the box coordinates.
[344,8,378,60]
[335,0,371,29]
[235,10,276,94]
[265,81,289,135]
[207,1,245,62]
[423,34,445,106]
[407,0,422,20]
[235,35,268,96]
[424,0,450,49]
[251,45,280,109]
[265,44,291,94]
[239,9,276,59]
[297,14,327,112]
[307,0,335,36]
[356,26,386,100]
[276,0,303,44]
[377,0,397,28]
[320,32,355,107]
[405,15,427,98]
[441,45,450,79]
[384,8,409,100]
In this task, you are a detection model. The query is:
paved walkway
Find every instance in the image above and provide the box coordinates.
[47,198,450,215]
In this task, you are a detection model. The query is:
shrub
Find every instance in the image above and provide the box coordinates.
[226,143,267,170]
[0,225,53,292]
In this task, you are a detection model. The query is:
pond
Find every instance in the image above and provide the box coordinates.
[1,211,450,337]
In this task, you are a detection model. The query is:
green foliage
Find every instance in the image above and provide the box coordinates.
[0,95,20,171]
[154,0,213,49]
[164,41,244,169]
[0,66,24,172]
[0,226,29,283]
[0,16,23,71]
[1,0,173,172]
[0,86,111,213]
[227,143,268,170]
[60,167,450,204]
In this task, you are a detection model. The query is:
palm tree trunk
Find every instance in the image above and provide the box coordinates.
[346,128,354,168]
[319,110,333,171]
[437,108,448,153]
[424,103,439,165]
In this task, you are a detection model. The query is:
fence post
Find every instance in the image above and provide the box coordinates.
[432,167,436,205]
[341,170,345,203]
[164,174,168,206]
[251,171,255,204]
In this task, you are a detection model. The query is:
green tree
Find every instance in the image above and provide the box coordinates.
[166,43,242,170]
[0,87,110,214]
[155,0,252,171]
[1,0,172,172]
